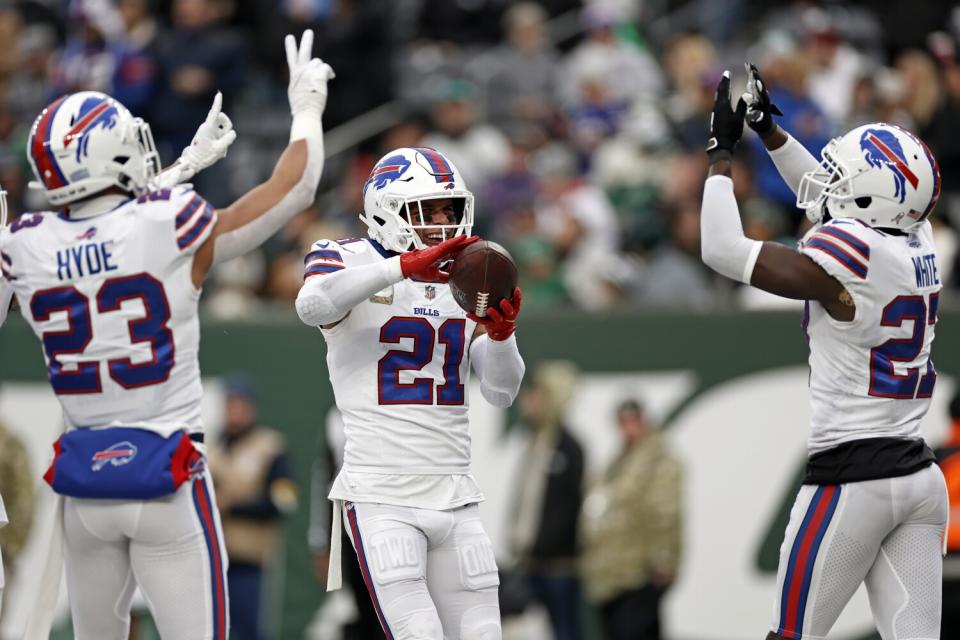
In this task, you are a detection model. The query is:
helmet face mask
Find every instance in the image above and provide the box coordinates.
[797,123,941,231]
[360,147,474,253]
[28,92,161,208]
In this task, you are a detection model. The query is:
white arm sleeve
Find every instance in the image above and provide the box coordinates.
[295,256,403,326]
[212,137,325,265]
[469,334,525,408]
[700,175,763,284]
[0,278,12,328]
[768,133,820,196]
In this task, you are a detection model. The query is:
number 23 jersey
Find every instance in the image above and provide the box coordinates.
[800,218,941,454]
[307,237,483,510]
[0,187,216,435]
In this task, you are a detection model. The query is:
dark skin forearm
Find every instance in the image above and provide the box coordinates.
[705,154,854,321]
[760,124,789,152]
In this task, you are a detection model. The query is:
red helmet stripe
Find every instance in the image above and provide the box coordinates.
[30,96,69,190]
[416,147,454,182]
[62,100,112,148]
[866,133,919,189]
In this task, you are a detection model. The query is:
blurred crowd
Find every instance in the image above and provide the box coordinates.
[2,0,960,313]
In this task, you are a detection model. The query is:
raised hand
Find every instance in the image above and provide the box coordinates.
[399,235,478,281]
[706,70,747,163]
[469,287,522,341]
[182,92,236,171]
[286,29,335,120]
[742,62,783,139]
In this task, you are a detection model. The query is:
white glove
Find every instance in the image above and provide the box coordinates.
[285,29,335,141]
[154,92,237,189]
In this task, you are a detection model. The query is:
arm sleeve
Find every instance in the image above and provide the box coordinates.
[469,333,525,408]
[212,138,325,266]
[295,242,404,327]
[768,133,821,196]
[700,175,763,284]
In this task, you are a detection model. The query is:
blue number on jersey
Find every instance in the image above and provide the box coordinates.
[98,274,175,388]
[30,273,175,395]
[30,286,100,394]
[378,317,466,405]
[869,294,937,399]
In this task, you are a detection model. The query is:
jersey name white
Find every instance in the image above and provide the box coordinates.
[800,218,940,454]
[0,187,217,435]
[310,238,482,509]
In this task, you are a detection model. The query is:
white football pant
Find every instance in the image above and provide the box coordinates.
[344,501,501,640]
[771,463,947,640]
[64,472,228,640]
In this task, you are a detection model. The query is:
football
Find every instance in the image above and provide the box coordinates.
[448,240,518,317]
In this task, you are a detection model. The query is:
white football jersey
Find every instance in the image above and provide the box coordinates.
[0,187,217,436]
[308,237,484,510]
[800,218,941,454]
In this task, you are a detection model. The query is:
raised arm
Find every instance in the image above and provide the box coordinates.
[742,63,820,195]
[191,30,334,287]
[701,72,853,321]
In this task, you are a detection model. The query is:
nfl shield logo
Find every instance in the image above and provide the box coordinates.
[425,285,436,300]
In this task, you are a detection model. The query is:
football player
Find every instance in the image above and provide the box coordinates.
[700,66,947,640]
[295,147,526,639]
[0,31,333,640]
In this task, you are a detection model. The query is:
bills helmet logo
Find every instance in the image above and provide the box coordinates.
[92,441,138,471]
[76,226,97,241]
[63,97,120,162]
[364,154,412,195]
[860,128,919,204]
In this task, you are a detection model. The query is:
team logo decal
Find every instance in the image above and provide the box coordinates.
[364,154,412,195]
[860,128,918,204]
[76,226,97,241]
[92,440,138,471]
[425,285,436,300]
[63,97,120,162]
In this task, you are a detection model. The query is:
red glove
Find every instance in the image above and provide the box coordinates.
[469,287,522,341]
[399,235,478,281]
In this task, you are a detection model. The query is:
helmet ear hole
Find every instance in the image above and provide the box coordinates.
[113,155,130,165]
[855,196,872,208]
[373,215,386,226]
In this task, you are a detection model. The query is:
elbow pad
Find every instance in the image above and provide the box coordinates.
[295,284,341,327]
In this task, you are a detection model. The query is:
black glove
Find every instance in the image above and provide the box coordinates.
[706,70,747,163]
[743,62,783,139]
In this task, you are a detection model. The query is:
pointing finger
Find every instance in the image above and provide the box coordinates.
[204,91,222,127]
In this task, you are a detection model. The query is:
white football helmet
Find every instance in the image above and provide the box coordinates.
[797,123,941,230]
[27,91,161,207]
[360,147,474,252]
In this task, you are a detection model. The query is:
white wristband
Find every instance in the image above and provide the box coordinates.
[291,111,323,142]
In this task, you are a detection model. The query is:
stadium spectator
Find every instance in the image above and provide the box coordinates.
[421,78,510,192]
[580,399,683,640]
[208,376,299,640]
[507,361,585,640]
[746,35,831,216]
[480,2,560,127]
[0,410,35,618]
[935,391,960,638]
[804,8,865,128]
[151,0,244,202]
[532,145,623,311]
